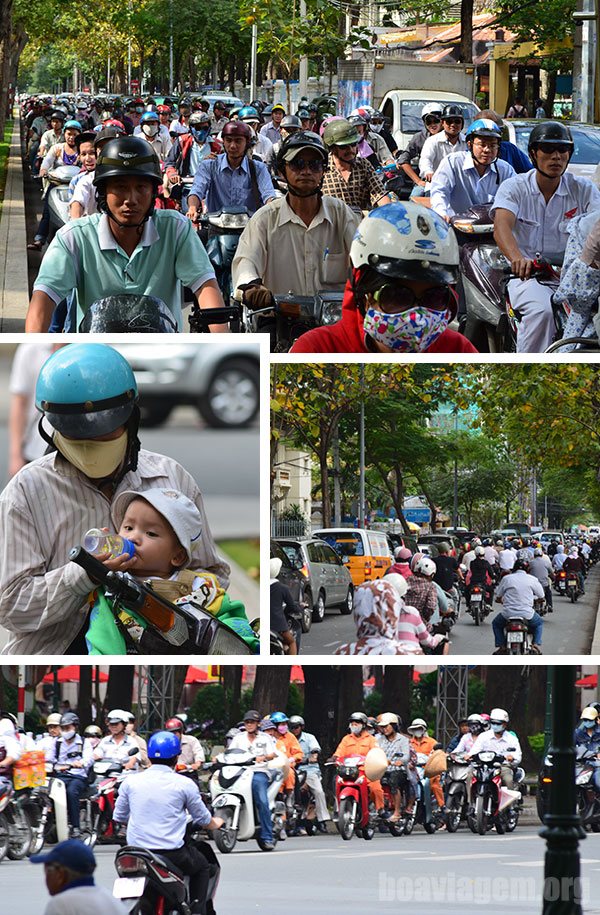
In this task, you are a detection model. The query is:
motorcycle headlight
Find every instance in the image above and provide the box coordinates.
[319,298,343,326]
[209,213,249,229]
[478,751,496,763]
[339,765,359,780]
[479,246,510,271]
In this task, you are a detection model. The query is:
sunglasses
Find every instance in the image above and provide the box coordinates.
[444,118,463,126]
[372,283,451,314]
[424,116,441,125]
[287,158,324,172]
[537,143,570,155]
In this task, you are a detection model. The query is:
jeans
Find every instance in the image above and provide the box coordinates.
[492,611,543,647]
[543,584,553,610]
[251,771,273,842]
[34,195,51,244]
[55,773,87,829]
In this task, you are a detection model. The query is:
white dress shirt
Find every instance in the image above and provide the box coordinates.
[469,729,522,765]
[494,569,544,620]
[430,151,515,218]
[419,132,468,178]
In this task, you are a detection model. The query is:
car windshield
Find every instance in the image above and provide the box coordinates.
[400,100,479,134]
[317,532,364,557]
[514,124,600,164]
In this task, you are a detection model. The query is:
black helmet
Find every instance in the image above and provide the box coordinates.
[93,136,162,188]
[60,712,80,728]
[276,130,327,174]
[74,131,96,150]
[528,121,574,155]
[280,114,302,131]
[442,104,464,121]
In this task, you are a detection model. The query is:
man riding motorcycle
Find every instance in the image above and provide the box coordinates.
[321,118,391,210]
[466,708,522,789]
[333,712,387,818]
[51,712,94,838]
[164,111,223,212]
[492,556,544,653]
[113,730,223,915]
[165,717,205,780]
[376,713,412,823]
[465,545,494,609]
[227,709,280,850]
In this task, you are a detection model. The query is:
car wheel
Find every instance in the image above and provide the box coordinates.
[300,588,312,634]
[198,359,259,428]
[137,399,174,428]
[312,591,326,623]
[339,587,354,615]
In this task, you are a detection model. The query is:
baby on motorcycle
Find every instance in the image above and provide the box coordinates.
[84,488,257,654]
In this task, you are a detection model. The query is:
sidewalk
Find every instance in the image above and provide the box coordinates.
[0,117,28,329]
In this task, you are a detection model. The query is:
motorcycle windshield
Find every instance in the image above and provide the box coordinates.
[78,295,178,333]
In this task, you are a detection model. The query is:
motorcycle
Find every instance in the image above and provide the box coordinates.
[554,568,567,596]
[444,753,472,832]
[209,748,286,852]
[566,573,580,603]
[404,751,443,835]
[46,164,81,241]
[293,757,323,836]
[113,830,220,914]
[0,781,33,861]
[240,289,344,352]
[90,749,140,847]
[334,755,376,841]
[269,601,304,656]
[16,761,70,853]
[374,161,411,199]
[379,765,409,837]
[575,745,600,832]
[536,751,553,823]
[77,295,179,333]
[200,207,251,303]
[467,751,522,835]
[467,584,490,626]
[503,617,536,655]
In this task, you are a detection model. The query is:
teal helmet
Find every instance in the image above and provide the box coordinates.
[270,711,289,725]
[239,105,259,122]
[35,343,138,439]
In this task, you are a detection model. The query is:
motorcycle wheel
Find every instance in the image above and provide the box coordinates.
[424,821,437,834]
[0,813,9,861]
[473,604,480,626]
[504,805,519,833]
[474,794,488,836]
[7,808,33,860]
[337,797,356,841]
[362,823,375,840]
[445,793,463,833]
[402,810,415,835]
[304,820,317,836]
[571,590,576,603]
[214,808,238,854]
[388,820,403,837]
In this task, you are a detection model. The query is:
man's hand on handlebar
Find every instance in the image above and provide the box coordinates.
[511,256,533,281]
[243,285,275,311]
[186,205,201,224]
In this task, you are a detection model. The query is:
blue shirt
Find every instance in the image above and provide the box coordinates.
[297,730,321,773]
[430,150,515,218]
[114,764,211,849]
[499,140,533,174]
[189,153,274,213]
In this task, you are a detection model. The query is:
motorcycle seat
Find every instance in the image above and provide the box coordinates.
[151,853,185,878]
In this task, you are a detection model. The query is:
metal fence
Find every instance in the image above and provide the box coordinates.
[271,516,311,539]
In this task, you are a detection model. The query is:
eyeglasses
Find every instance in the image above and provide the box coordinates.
[372,283,452,314]
[536,143,571,155]
[472,137,499,149]
[444,118,463,126]
[287,158,324,172]
[424,116,441,125]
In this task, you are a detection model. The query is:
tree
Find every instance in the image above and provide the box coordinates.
[484,666,548,769]
[104,667,135,716]
[252,667,290,715]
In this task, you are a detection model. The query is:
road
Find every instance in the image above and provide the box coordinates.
[2,828,600,914]
[301,565,600,656]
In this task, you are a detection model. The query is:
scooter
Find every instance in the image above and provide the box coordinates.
[113,831,220,914]
[90,748,140,847]
[77,295,179,333]
[536,752,553,823]
[467,751,521,835]
[46,164,81,240]
[566,573,580,603]
[334,755,376,841]
[0,780,33,861]
[403,752,442,834]
[554,569,568,596]
[575,745,600,831]
[379,766,408,837]
[201,208,251,303]
[209,748,286,852]
[467,584,489,626]
[502,617,536,655]
[18,762,70,853]
[444,753,471,832]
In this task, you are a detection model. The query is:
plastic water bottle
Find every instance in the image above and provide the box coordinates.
[83,529,135,560]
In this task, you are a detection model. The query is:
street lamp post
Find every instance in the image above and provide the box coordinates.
[359,364,365,528]
[540,665,585,914]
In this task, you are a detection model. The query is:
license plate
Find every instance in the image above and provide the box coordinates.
[507,631,524,642]
[113,876,146,899]
[568,580,577,587]
[471,595,482,602]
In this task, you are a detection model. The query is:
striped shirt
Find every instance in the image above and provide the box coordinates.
[321,156,387,210]
[396,606,438,648]
[0,449,229,655]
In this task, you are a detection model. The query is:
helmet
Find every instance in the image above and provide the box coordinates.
[580,706,599,722]
[517,548,531,561]
[280,115,302,131]
[164,717,184,732]
[64,119,82,132]
[366,716,378,730]
[289,716,304,728]
[385,573,408,600]
[408,718,428,732]
[441,105,464,121]
[189,111,212,128]
[474,545,485,557]
[271,103,286,114]
[221,120,252,144]
[319,114,344,137]
[260,717,276,731]
[140,111,159,124]
[50,110,66,121]
[414,556,436,577]
[297,109,311,120]
[84,725,102,738]
[349,712,368,725]
[148,730,181,759]
[243,709,261,722]
[323,118,360,149]
[239,106,259,122]
[35,343,138,439]
[421,103,443,120]
[489,708,509,724]
[394,546,412,561]
[106,709,130,724]
[350,106,372,122]
[347,114,367,128]
[465,118,502,143]
[94,135,161,188]
[467,713,485,733]
[270,711,289,725]
[378,712,399,727]
[276,130,327,173]
[46,713,62,727]
[534,546,543,556]
[350,202,460,287]
[157,104,170,114]
[60,712,80,728]
[528,121,574,155]
[74,131,97,150]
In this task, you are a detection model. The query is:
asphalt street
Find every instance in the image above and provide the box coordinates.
[2,828,600,914]
[301,565,600,656]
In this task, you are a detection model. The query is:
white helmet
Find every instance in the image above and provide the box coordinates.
[408,718,428,733]
[350,203,460,286]
[384,572,408,600]
[107,709,130,724]
[421,102,443,119]
[46,713,62,727]
[270,557,282,579]
[414,556,436,577]
[489,708,509,724]
[474,545,485,557]
[378,712,399,727]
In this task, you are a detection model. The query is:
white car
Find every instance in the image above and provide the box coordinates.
[504,119,600,182]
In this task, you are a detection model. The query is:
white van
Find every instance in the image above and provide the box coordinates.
[379,90,479,152]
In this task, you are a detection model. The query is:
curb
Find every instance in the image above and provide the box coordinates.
[591,593,600,655]
[0,116,28,328]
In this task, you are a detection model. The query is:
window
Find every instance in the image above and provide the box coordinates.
[400,100,479,135]
[316,532,364,557]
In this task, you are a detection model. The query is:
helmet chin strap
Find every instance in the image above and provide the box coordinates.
[531,148,568,180]
[105,200,154,232]
[286,185,322,198]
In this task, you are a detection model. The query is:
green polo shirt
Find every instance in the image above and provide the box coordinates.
[33,210,215,330]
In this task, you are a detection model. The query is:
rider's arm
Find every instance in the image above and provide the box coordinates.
[27,234,78,331]
[113,783,130,824]
[231,214,269,291]
[69,201,85,219]
[493,207,532,280]
[429,157,455,221]
[26,291,56,332]
[366,161,391,208]
[418,135,436,181]
[254,160,277,204]
[194,280,229,334]
[186,160,212,220]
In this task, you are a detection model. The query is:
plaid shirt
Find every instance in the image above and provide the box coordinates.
[405,575,438,623]
[321,155,386,210]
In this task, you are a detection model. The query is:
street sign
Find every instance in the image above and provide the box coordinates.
[131,78,140,90]
[404,507,431,523]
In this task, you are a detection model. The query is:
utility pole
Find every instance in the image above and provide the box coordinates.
[573,0,599,122]
[359,364,365,527]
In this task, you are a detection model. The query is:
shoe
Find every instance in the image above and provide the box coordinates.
[27,240,43,250]
[316,821,328,834]
[70,828,81,839]
[261,841,275,851]
[532,644,543,654]
[378,808,392,820]
[389,814,401,824]
[493,647,507,655]
[279,828,287,841]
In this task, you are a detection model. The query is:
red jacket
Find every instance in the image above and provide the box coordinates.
[290,280,478,354]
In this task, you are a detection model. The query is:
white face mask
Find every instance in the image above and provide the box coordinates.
[370,122,383,133]
[142,123,159,138]
[53,430,128,479]
[61,729,76,740]
[349,723,363,735]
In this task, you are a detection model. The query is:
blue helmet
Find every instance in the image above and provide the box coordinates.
[270,711,289,725]
[64,119,83,132]
[239,106,259,122]
[140,111,159,124]
[35,343,138,439]
[148,730,181,760]
[465,118,502,143]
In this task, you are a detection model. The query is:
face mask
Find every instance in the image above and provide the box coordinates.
[142,123,159,138]
[53,430,128,479]
[277,724,288,735]
[491,723,504,733]
[61,729,75,740]
[349,724,362,735]
[370,122,382,133]
[192,127,209,143]
[411,728,425,738]
[364,305,451,352]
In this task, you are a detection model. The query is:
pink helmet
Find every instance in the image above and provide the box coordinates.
[319,115,344,137]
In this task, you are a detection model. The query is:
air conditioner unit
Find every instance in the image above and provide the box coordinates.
[275,469,291,488]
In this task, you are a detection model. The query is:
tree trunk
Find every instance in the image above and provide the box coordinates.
[484,666,547,770]
[458,0,474,64]
[105,667,135,717]
[415,473,438,532]
[252,667,290,717]
[303,666,340,757]
[222,666,243,725]
[78,667,93,729]
[546,70,557,116]
[382,667,413,728]
[0,0,14,133]
[319,432,332,528]
[337,666,363,738]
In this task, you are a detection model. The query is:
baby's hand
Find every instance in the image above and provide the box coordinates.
[100,552,137,572]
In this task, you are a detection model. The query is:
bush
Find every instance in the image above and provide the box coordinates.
[528,732,545,757]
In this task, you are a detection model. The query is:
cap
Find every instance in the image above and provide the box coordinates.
[112,488,203,564]
[31,839,96,874]
[243,709,261,722]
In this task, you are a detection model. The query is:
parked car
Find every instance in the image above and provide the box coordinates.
[276,538,354,622]
[387,532,419,556]
[113,341,259,428]
[417,533,461,557]
[504,119,600,181]
[270,540,311,633]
